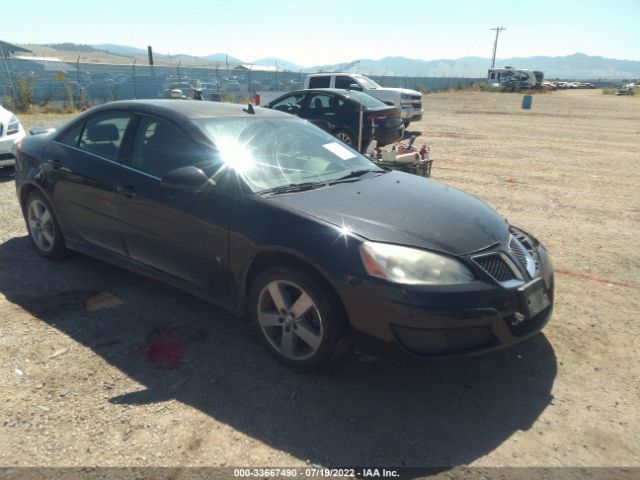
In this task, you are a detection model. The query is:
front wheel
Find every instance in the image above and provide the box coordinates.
[25,191,68,259]
[250,266,350,370]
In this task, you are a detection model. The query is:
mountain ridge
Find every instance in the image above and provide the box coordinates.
[17,44,640,79]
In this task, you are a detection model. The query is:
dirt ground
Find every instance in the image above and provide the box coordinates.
[0,89,638,470]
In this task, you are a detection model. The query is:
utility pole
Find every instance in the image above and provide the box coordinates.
[490,27,506,68]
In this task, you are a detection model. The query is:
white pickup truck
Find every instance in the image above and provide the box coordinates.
[255,73,424,128]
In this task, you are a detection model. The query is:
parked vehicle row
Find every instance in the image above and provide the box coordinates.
[547,81,596,90]
[14,99,554,370]
[256,72,424,129]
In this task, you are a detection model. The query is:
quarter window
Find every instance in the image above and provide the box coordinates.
[79,114,132,162]
[57,122,83,147]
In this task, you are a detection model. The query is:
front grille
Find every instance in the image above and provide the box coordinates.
[510,229,541,274]
[473,254,518,282]
[0,153,15,161]
[444,327,495,351]
[392,325,496,355]
[510,236,529,270]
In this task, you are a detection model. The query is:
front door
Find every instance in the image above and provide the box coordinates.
[115,114,231,300]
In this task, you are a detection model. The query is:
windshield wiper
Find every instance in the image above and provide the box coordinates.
[258,181,327,195]
[329,169,385,184]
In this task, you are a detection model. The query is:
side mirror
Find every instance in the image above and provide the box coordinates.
[29,127,57,136]
[161,166,213,190]
[348,83,363,91]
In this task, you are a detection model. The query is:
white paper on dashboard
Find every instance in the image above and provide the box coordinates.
[322,142,356,160]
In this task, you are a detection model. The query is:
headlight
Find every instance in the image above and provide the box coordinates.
[7,115,21,135]
[359,242,475,285]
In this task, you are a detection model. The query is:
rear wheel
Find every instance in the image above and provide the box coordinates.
[332,129,355,147]
[250,266,350,370]
[25,191,68,259]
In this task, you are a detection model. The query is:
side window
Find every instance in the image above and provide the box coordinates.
[306,94,332,112]
[271,94,306,114]
[335,76,354,89]
[79,114,132,162]
[132,116,210,178]
[57,122,84,147]
[308,76,330,88]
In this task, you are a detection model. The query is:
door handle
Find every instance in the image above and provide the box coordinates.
[115,185,137,198]
[51,159,62,170]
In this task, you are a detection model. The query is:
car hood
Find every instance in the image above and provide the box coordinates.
[378,87,421,96]
[0,106,16,124]
[266,171,509,256]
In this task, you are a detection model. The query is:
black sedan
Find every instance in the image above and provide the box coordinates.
[14,100,554,370]
[264,88,404,150]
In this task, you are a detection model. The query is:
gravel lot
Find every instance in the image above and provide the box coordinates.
[0,89,638,469]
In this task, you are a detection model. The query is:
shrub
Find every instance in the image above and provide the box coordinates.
[6,76,34,113]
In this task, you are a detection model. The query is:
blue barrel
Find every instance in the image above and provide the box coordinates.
[522,95,533,109]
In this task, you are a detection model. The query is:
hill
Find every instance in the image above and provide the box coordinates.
[14,44,640,79]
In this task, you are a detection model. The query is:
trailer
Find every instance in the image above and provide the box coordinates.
[488,67,539,91]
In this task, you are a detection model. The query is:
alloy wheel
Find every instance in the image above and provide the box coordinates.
[335,132,353,145]
[27,198,56,253]
[257,280,324,361]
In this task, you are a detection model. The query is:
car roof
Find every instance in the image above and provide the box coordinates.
[306,72,365,76]
[88,99,287,121]
[280,88,365,97]
[276,89,387,106]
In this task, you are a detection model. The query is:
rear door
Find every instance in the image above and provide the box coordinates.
[115,114,231,300]
[46,112,134,255]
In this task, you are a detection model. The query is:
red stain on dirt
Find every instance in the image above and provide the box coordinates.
[146,332,184,369]
[144,326,208,369]
[556,269,639,290]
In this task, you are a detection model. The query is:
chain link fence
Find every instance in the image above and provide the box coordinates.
[1,57,491,109]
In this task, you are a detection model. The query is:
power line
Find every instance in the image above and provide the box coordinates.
[490,27,506,69]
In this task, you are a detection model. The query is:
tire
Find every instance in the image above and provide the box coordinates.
[403,120,411,129]
[24,191,68,260]
[249,266,350,371]
[332,129,356,148]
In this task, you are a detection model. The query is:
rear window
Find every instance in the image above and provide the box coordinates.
[308,76,331,88]
[342,91,387,108]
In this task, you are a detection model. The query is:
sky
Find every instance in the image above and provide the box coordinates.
[3,0,640,66]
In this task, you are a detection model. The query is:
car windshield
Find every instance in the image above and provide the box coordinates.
[355,75,382,89]
[196,117,383,192]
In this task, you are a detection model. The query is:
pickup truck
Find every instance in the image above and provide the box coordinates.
[255,73,424,128]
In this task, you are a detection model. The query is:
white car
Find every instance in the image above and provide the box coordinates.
[0,105,26,168]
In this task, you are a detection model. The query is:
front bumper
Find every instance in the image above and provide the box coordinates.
[339,234,554,358]
[0,131,26,167]
[400,107,424,122]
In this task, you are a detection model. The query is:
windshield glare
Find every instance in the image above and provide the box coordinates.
[197,117,381,192]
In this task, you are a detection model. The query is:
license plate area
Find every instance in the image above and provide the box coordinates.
[518,278,551,318]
